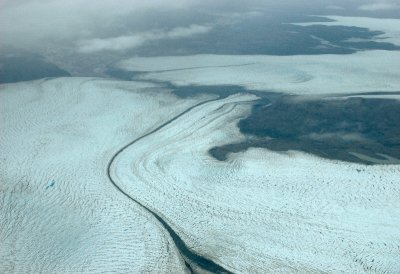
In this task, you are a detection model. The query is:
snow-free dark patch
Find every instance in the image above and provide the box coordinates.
[210,96,400,164]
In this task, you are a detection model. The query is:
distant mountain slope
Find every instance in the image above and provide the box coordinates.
[0,55,70,83]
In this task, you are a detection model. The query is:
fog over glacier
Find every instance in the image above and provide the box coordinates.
[1,1,400,273]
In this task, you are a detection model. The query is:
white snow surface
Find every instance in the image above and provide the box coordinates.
[0,78,213,273]
[116,15,400,97]
[111,92,400,273]
[292,16,400,46]
[1,77,400,273]
[117,50,400,96]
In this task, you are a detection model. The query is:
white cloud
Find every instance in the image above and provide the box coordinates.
[76,24,212,53]
[166,25,212,39]
[0,0,200,46]
[358,1,400,11]
[326,5,345,10]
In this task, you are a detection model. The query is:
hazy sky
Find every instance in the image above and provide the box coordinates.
[2,0,399,49]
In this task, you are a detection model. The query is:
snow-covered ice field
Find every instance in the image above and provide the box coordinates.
[0,78,213,273]
[2,2,400,272]
[117,50,400,96]
[292,16,400,46]
[1,76,399,273]
[112,89,400,273]
[117,15,400,98]
[2,15,400,271]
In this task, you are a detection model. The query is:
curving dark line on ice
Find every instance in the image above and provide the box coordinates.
[133,62,258,74]
[107,98,233,274]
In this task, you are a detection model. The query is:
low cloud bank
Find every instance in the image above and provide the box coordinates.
[358,1,400,11]
[77,25,212,53]
[0,0,203,46]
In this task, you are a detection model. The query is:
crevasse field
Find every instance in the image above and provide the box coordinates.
[0,79,204,273]
[1,75,400,273]
[1,6,400,274]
